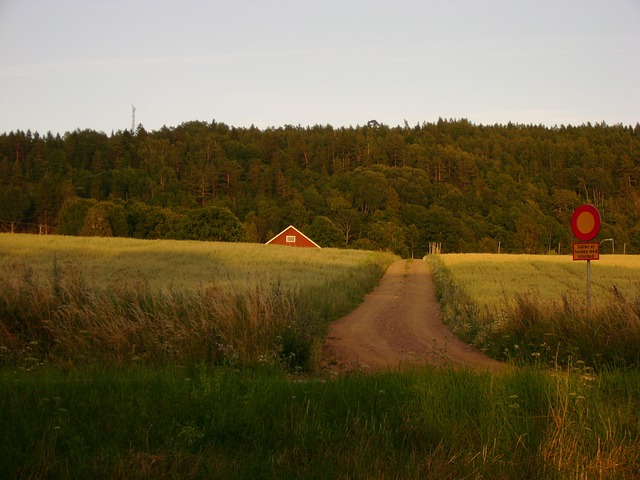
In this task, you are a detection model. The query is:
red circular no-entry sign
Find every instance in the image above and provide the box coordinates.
[571,204,601,241]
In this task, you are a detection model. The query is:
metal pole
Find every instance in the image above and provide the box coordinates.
[586,259,591,316]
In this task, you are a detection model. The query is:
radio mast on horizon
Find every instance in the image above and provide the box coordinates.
[131,104,136,134]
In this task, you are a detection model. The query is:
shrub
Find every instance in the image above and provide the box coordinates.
[57,197,96,235]
[80,206,113,237]
[176,206,244,242]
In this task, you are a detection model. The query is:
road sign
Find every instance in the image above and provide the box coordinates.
[570,205,602,316]
[571,204,601,241]
[572,242,599,261]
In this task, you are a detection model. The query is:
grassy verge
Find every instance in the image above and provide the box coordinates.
[2,365,639,479]
[427,255,640,369]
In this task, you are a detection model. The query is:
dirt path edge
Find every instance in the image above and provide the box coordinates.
[320,259,506,374]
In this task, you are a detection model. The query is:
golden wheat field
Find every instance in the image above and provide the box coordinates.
[0,233,397,367]
[440,253,640,310]
[0,233,395,292]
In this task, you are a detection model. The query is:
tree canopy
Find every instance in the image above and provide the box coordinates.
[1,119,639,255]
[176,206,243,242]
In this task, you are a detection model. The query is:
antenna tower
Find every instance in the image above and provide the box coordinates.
[131,104,136,134]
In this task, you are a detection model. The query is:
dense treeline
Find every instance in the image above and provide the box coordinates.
[1,119,640,256]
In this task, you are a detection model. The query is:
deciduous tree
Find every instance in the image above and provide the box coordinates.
[176,206,243,242]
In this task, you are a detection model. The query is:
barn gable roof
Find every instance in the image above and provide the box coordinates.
[265,225,321,249]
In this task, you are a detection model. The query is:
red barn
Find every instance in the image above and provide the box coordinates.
[265,225,321,249]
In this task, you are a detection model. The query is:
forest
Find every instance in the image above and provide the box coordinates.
[1,118,639,257]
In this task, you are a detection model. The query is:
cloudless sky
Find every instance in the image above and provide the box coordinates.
[1,0,639,135]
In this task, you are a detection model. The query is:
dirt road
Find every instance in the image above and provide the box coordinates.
[321,259,506,374]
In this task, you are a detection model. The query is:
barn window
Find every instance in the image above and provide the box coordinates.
[286,235,296,243]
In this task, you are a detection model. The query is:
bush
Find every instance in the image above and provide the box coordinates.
[80,206,113,237]
[126,200,180,239]
[58,199,129,237]
[176,206,244,242]
[307,215,343,247]
[57,198,96,235]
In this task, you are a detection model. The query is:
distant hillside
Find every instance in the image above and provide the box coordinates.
[1,119,639,255]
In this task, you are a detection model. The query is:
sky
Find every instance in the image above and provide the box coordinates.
[1,0,639,135]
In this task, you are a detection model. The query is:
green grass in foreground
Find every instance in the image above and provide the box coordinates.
[1,365,639,479]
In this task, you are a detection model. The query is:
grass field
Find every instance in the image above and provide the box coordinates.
[429,253,640,369]
[438,253,640,309]
[0,233,396,369]
[2,364,639,478]
[0,233,393,292]
[2,235,640,479]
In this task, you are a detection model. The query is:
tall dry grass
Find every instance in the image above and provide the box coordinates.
[539,366,640,478]
[428,255,640,368]
[0,261,301,368]
[0,256,396,370]
[0,237,395,370]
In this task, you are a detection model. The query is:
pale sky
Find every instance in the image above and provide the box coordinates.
[1,0,639,135]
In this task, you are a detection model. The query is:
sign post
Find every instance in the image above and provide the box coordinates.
[571,204,601,315]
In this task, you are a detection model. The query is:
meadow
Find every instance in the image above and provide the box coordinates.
[429,253,640,369]
[3,364,640,479]
[2,235,640,478]
[0,233,396,369]
[0,233,392,292]
[437,253,640,309]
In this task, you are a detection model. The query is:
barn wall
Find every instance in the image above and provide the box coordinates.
[266,226,320,248]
